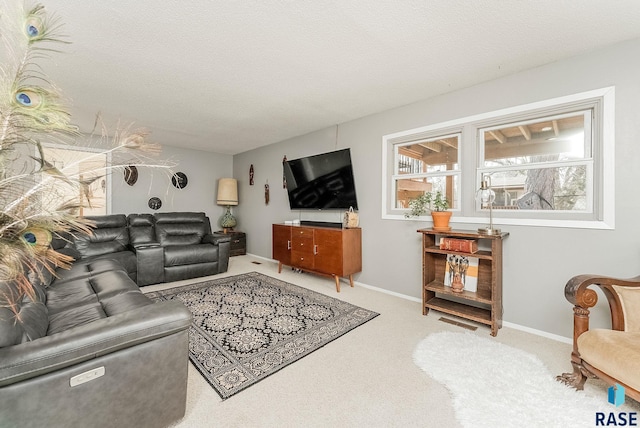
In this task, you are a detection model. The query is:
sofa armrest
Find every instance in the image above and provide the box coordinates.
[203,234,231,246]
[133,243,164,286]
[207,234,231,273]
[564,274,640,355]
[0,300,191,387]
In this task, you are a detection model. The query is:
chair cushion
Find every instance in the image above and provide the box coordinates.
[578,329,640,392]
[612,284,640,332]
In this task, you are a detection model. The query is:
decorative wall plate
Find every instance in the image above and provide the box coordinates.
[171,172,188,189]
[124,165,138,186]
[148,197,162,210]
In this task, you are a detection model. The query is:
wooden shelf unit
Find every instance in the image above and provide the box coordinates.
[272,224,362,292]
[418,228,508,336]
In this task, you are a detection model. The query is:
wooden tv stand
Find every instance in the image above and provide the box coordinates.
[272,224,362,292]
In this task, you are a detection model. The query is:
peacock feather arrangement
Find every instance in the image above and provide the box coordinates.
[0,1,168,298]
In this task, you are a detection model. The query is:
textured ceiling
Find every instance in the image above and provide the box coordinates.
[37,0,640,154]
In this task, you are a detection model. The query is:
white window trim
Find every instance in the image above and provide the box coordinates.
[381,86,615,230]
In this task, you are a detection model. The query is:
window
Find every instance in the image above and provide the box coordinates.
[41,145,110,216]
[382,87,614,229]
[393,133,460,211]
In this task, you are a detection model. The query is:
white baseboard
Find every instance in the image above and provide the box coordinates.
[245,253,572,344]
[502,321,572,344]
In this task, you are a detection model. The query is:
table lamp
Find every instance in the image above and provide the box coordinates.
[476,174,501,235]
[217,178,238,233]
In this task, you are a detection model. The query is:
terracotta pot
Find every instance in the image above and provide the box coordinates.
[431,211,452,231]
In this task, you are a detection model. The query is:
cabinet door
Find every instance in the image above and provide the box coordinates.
[272,224,291,265]
[313,228,343,275]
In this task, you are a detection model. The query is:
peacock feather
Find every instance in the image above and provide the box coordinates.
[0,1,171,299]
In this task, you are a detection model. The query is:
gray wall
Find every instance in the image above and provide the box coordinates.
[233,37,640,338]
[112,145,233,223]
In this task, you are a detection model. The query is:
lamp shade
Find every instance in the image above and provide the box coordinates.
[217,178,238,206]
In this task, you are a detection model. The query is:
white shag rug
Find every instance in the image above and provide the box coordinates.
[413,332,618,428]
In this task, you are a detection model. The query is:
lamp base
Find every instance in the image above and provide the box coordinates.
[478,227,501,235]
[220,206,237,231]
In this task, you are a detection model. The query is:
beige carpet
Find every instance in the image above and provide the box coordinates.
[142,255,633,428]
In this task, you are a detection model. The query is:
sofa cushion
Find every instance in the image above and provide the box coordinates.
[612,284,640,332]
[47,303,107,335]
[84,251,137,280]
[128,214,156,245]
[54,258,127,283]
[0,282,49,347]
[578,329,640,392]
[46,270,148,334]
[74,214,130,258]
[154,212,210,246]
[164,244,219,267]
[47,270,139,314]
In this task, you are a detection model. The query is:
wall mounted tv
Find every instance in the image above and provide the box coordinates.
[283,148,358,210]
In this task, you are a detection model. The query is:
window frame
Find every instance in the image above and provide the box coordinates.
[391,132,462,211]
[381,86,615,229]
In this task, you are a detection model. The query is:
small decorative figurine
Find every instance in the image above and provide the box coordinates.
[249,164,254,186]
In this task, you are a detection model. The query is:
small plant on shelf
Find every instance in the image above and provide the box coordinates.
[405,190,449,216]
[405,190,452,231]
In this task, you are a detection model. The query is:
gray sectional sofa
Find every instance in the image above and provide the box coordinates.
[0,258,192,428]
[0,211,230,427]
[70,211,231,286]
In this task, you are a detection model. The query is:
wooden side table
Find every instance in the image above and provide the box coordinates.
[417,228,508,336]
[215,230,246,256]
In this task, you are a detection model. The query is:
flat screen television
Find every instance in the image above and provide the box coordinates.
[283,148,358,210]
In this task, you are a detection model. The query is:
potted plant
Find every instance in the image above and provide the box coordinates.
[404,190,452,231]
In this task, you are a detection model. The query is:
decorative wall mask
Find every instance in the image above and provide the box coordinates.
[282,155,287,189]
[148,197,162,210]
[171,172,188,189]
[249,164,254,185]
[265,182,270,205]
[124,166,138,186]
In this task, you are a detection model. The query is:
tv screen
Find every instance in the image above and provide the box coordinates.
[284,148,358,210]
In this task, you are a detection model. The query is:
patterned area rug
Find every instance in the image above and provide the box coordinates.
[147,272,379,399]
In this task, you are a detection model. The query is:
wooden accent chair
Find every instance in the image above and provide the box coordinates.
[557,274,640,402]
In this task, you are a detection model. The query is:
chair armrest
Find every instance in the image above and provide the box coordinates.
[132,243,164,286]
[0,300,191,387]
[564,274,640,353]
